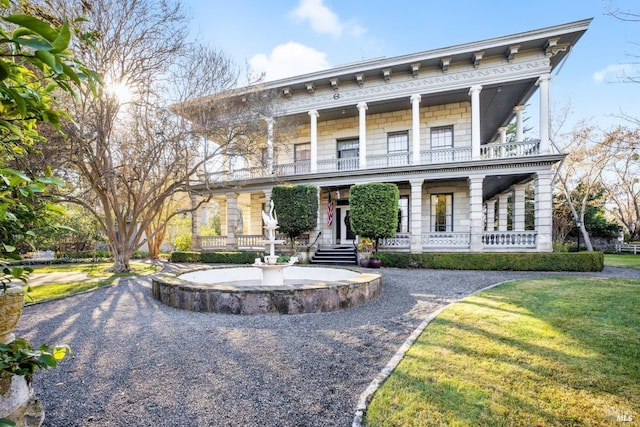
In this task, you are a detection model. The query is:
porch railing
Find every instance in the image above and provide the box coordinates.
[379,233,411,249]
[197,235,227,249]
[422,232,471,248]
[482,231,537,248]
[236,235,264,249]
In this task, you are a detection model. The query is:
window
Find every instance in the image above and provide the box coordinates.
[431,194,453,232]
[294,142,310,173]
[337,138,359,170]
[387,131,409,166]
[397,196,409,233]
[430,126,453,162]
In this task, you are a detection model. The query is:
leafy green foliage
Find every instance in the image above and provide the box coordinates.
[271,185,318,250]
[169,251,201,263]
[349,183,399,252]
[0,337,71,380]
[169,251,257,264]
[375,251,604,271]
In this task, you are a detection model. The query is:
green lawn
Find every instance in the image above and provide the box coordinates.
[365,277,640,426]
[23,262,160,304]
[604,254,640,269]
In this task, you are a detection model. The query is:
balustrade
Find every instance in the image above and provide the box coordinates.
[482,231,537,248]
[379,233,411,249]
[422,232,470,248]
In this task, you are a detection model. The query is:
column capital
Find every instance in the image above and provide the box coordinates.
[410,94,422,103]
[469,84,483,95]
[264,117,274,125]
[536,73,551,86]
[409,178,424,188]
[356,101,368,111]
[513,104,525,113]
[308,109,319,118]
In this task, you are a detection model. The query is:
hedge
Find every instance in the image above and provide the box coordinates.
[374,251,604,272]
[170,251,256,264]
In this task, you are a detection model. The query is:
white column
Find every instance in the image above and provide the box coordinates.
[469,175,485,251]
[513,105,525,142]
[485,199,496,231]
[513,184,527,231]
[357,102,368,169]
[410,94,422,165]
[265,118,274,175]
[190,196,201,251]
[226,192,238,249]
[308,110,319,173]
[469,85,482,158]
[535,171,553,252]
[537,74,551,153]
[410,179,423,253]
[498,193,509,232]
[498,126,508,144]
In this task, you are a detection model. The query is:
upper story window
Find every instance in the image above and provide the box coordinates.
[337,138,359,170]
[294,142,310,173]
[387,131,410,166]
[431,126,453,149]
[430,126,454,162]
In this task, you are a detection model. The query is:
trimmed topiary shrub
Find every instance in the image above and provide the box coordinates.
[350,183,399,252]
[374,251,604,272]
[271,185,318,253]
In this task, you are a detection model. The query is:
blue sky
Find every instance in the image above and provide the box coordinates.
[181,0,639,133]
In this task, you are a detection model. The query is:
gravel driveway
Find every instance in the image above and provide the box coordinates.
[14,265,638,427]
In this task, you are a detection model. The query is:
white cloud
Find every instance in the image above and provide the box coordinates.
[249,42,330,81]
[592,63,634,83]
[291,0,366,38]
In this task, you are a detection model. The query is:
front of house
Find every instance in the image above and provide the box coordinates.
[188,19,591,255]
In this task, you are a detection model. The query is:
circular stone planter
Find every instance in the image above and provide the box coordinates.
[151,266,381,315]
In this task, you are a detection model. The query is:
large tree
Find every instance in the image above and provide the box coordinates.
[43,0,274,271]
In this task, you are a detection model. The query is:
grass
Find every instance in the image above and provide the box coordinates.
[364,277,640,426]
[604,254,640,269]
[23,262,160,304]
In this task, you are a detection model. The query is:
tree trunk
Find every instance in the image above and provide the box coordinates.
[109,250,131,273]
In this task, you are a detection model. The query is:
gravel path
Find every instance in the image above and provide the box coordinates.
[15,265,639,427]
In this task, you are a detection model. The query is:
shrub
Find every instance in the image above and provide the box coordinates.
[375,252,603,272]
[271,185,318,252]
[169,251,201,262]
[200,252,256,264]
[350,183,399,252]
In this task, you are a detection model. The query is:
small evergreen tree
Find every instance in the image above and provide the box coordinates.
[349,183,399,253]
[271,185,318,253]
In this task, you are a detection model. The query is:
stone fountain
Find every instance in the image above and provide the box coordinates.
[151,201,382,315]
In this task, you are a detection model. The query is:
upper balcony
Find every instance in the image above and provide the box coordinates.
[198,139,544,185]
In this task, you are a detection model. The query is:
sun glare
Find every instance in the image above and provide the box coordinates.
[108,82,132,103]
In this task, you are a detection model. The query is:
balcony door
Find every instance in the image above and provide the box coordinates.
[337,138,359,170]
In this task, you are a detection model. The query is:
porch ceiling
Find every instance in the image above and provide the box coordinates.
[289,79,535,146]
[483,174,533,199]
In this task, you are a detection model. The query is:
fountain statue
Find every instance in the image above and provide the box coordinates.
[255,200,291,285]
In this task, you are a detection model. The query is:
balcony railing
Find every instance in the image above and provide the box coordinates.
[200,140,542,183]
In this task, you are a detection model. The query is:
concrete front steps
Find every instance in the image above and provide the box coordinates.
[310,245,357,265]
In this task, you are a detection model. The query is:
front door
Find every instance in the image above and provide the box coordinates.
[337,207,355,244]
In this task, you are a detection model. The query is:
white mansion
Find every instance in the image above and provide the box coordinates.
[188,19,591,255]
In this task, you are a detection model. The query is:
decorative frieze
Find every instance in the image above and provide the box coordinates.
[279,57,550,115]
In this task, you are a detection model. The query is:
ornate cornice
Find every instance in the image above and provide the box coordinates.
[278,57,550,115]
